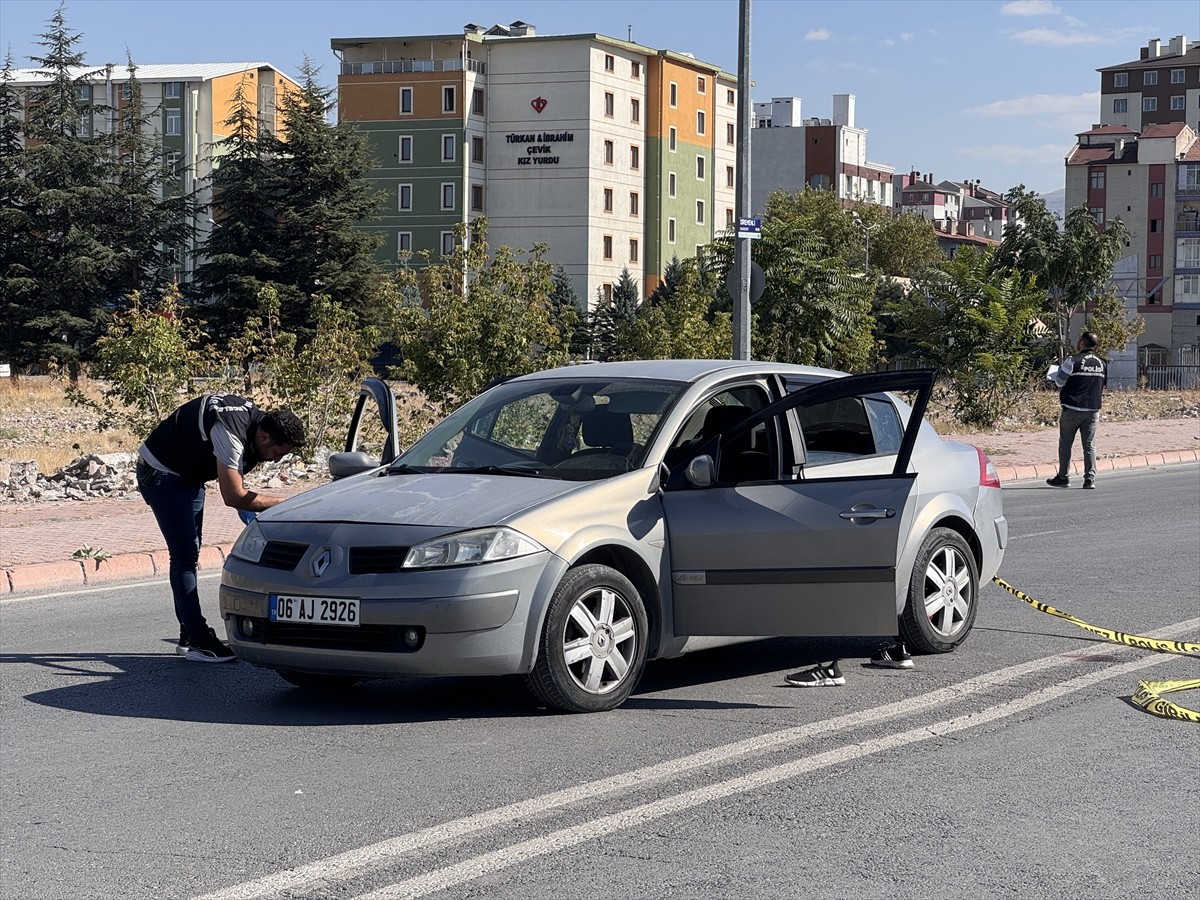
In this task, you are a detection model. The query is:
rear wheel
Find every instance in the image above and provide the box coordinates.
[277,670,361,692]
[526,564,648,713]
[899,528,978,654]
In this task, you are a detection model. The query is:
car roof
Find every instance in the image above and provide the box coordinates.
[506,359,848,385]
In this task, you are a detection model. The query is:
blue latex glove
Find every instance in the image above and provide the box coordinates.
[237,508,257,525]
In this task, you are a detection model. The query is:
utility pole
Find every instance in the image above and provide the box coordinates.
[733,0,752,360]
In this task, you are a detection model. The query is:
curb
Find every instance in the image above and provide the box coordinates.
[4,452,1197,596]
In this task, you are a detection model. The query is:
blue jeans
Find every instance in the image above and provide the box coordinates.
[1057,407,1099,481]
[136,461,208,635]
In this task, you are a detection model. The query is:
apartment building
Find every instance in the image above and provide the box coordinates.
[1069,35,1200,358]
[9,62,300,280]
[749,93,894,213]
[331,21,736,304]
[895,172,1010,246]
[1098,35,1199,134]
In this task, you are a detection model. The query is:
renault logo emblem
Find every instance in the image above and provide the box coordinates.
[311,549,331,577]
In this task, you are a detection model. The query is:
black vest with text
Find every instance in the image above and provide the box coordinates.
[143,394,266,486]
[1059,351,1105,411]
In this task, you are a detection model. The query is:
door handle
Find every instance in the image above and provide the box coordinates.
[839,507,895,520]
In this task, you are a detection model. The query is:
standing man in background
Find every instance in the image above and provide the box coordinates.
[137,394,306,662]
[1046,331,1105,490]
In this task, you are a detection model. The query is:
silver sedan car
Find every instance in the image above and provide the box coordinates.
[220,360,1006,712]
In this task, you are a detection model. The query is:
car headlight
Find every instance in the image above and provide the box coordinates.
[403,527,545,569]
[230,520,268,563]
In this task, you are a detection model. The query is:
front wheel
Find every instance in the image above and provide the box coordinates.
[526,564,648,713]
[899,528,978,654]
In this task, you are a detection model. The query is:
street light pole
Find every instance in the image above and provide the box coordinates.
[733,0,752,360]
[852,212,877,275]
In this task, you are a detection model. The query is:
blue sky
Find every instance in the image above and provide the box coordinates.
[2,0,1196,196]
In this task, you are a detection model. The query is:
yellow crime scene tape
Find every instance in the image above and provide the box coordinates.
[991,576,1200,723]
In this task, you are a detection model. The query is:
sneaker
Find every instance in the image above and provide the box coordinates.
[175,628,190,657]
[184,626,236,663]
[1046,475,1070,487]
[868,642,914,669]
[1082,478,1095,490]
[785,660,845,687]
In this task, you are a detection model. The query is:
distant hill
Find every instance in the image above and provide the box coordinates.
[1040,187,1065,220]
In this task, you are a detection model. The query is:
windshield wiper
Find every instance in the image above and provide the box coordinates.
[386,464,424,476]
[455,464,557,479]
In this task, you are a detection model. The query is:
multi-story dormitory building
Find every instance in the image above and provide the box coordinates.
[8,63,301,283]
[331,21,737,305]
[1066,34,1200,362]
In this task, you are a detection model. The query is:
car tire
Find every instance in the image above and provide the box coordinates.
[277,670,361,692]
[526,564,648,713]
[899,527,978,654]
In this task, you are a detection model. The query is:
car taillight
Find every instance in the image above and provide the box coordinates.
[976,446,1002,489]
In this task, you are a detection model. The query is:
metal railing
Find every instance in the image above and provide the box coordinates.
[340,58,485,75]
[1138,364,1200,389]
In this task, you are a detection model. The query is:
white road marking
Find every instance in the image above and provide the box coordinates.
[196,618,1198,900]
[0,572,219,605]
[357,649,1181,900]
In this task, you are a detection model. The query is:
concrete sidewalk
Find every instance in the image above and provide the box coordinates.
[3,428,1198,595]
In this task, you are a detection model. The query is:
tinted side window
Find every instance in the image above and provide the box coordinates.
[797,397,877,462]
[864,396,903,454]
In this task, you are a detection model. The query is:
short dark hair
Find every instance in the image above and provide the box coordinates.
[260,409,306,448]
[1079,332,1099,350]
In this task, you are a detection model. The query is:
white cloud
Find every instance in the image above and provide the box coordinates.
[899,32,914,42]
[956,142,1073,166]
[1000,0,1060,15]
[966,92,1097,118]
[804,28,831,41]
[1011,27,1103,46]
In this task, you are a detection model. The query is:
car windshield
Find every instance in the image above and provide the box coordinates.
[393,376,685,481]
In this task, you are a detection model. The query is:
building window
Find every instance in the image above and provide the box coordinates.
[165,150,183,179]
[604,92,615,117]
[441,182,455,210]
[603,235,613,259]
[1149,254,1162,269]
[1143,97,1157,112]
[629,238,639,262]
[727,89,735,105]
[726,208,734,227]
[605,53,615,72]
[400,87,413,115]
[1090,169,1105,190]
[726,122,734,145]
[121,83,132,100]
[75,84,91,101]
[696,110,706,135]
[1113,98,1127,113]
[669,172,676,197]
[1178,237,1200,267]
[726,165,734,188]
[669,127,677,151]
[669,82,678,107]
[604,140,614,165]
[472,89,484,115]
[1113,72,1128,87]
[631,61,641,78]
[1151,182,1164,197]
[398,232,412,254]
[399,135,413,162]
[165,109,181,135]
[398,183,413,210]
[603,188,613,212]
[472,135,484,163]
[1171,68,1186,84]
[696,156,705,180]
[696,200,705,224]
[1144,71,1158,86]
[442,85,456,113]
[164,82,181,99]
[1184,165,1200,190]
[601,283,613,304]
[1172,95,1186,111]
[442,134,456,161]
[668,217,676,243]
[471,184,483,211]
[697,76,706,94]
[630,97,640,122]
[1179,274,1200,295]
[1150,218,1162,233]
[630,145,640,169]
[441,231,456,256]
[629,191,639,216]
[1089,207,1104,226]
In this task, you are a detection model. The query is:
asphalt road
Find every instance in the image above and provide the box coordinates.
[2,464,1198,900]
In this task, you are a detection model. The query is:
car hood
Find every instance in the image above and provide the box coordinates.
[262,471,582,529]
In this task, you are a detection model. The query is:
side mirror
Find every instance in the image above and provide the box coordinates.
[685,455,715,488]
[328,450,382,480]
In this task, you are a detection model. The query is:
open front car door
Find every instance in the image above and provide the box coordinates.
[663,370,935,637]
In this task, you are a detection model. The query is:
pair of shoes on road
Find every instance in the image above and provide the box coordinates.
[177,625,235,663]
[785,642,914,686]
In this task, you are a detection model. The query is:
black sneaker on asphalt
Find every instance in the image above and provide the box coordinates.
[184,626,235,663]
[175,628,190,656]
[784,660,845,687]
[868,642,914,669]
[1046,475,1070,487]
[1082,478,1095,490]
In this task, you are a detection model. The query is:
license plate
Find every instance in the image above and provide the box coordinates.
[269,594,359,627]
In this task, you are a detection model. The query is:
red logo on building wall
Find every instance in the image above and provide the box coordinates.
[531,96,548,114]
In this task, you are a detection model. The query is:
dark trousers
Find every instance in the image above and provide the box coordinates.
[136,461,208,635]
[1057,407,1099,481]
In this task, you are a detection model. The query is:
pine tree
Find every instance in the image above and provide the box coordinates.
[646,255,684,307]
[0,52,35,373]
[548,265,584,356]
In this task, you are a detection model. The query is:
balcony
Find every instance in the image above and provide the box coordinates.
[1176,210,1200,233]
[340,58,485,75]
